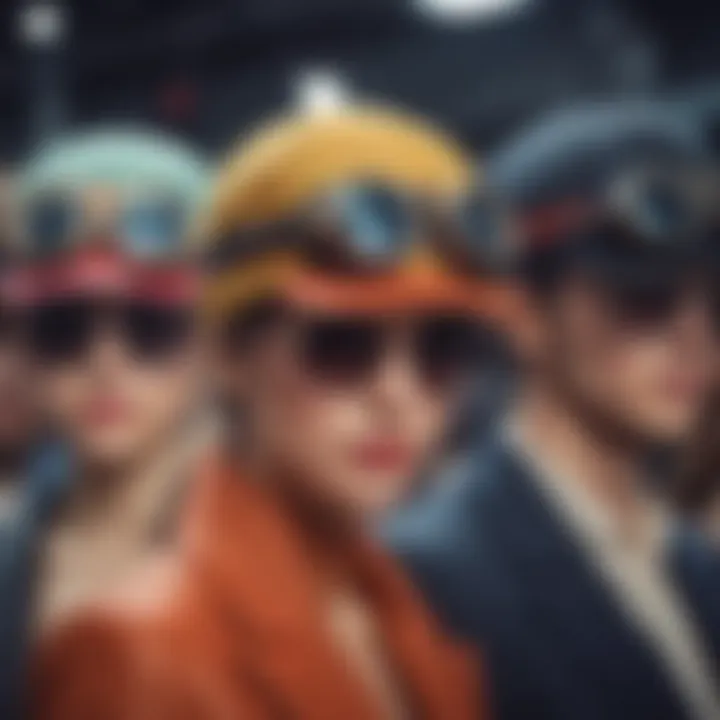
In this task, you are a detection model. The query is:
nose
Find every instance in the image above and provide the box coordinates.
[368,331,427,424]
[86,323,128,372]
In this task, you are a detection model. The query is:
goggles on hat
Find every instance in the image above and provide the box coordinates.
[205,183,516,277]
[519,164,718,255]
[24,190,191,263]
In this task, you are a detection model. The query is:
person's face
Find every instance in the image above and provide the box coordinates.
[31,300,203,469]
[223,312,479,517]
[0,308,38,457]
[513,270,718,445]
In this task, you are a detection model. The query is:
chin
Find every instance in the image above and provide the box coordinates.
[79,433,147,470]
[338,472,411,516]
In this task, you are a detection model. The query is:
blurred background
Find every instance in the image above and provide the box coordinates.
[4,0,720,159]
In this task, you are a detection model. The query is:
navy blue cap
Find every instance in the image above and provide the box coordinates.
[486,101,714,281]
[488,100,708,210]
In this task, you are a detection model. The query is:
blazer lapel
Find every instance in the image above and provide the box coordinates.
[183,456,399,720]
[668,525,720,673]
[472,440,693,720]
[351,537,480,719]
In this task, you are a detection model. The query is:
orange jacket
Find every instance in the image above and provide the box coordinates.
[32,454,483,719]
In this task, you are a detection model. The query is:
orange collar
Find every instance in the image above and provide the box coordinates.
[181,453,481,720]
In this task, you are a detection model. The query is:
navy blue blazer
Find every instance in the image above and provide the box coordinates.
[386,438,720,720]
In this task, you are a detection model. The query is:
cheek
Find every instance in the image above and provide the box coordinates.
[127,367,192,422]
[113,355,201,449]
[558,317,652,403]
[253,358,365,465]
[557,312,712,438]
[251,362,454,514]
[393,388,453,466]
[41,368,90,424]
[41,358,197,446]
[257,364,451,464]
[551,296,632,398]
[0,350,34,405]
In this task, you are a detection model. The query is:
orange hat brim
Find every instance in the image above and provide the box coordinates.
[281,269,512,319]
[204,251,516,323]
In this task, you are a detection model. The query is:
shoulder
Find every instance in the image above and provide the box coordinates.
[30,557,218,720]
[382,443,515,621]
[31,606,142,720]
[386,458,476,560]
[385,442,510,563]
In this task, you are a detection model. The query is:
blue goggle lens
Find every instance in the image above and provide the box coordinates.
[333,187,413,263]
[122,199,186,259]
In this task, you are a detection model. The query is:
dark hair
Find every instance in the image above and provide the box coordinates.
[674,389,720,515]
[215,299,287,443]
[521,247,569,297]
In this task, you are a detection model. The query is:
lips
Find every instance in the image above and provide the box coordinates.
[82,395,132,427]
[351,439,414,473]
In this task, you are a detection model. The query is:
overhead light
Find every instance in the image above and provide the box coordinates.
[18,2,67,48]
[416,0,531,24]
[294,68,351,114]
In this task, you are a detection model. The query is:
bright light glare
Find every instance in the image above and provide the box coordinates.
[416,0,530,23]
[294,69,351,114]
[18,3,67,47]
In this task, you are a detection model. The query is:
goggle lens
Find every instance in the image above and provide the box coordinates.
[25,194,188,262]
[328,186,415,266]
[122,198,186,260]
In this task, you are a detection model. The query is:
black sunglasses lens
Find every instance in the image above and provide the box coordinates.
[29,302,192,364]
[123,304,193,360]
[604,278,681,326]
[415,317,483,387]
[30,302,94,363]
[300,318,384,384]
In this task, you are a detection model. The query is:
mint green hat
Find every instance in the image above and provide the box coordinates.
[21,126,210,211]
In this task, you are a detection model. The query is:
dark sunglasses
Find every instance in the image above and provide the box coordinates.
[28,300,195,364]
[597,274,720,329]
[288,315,487,389]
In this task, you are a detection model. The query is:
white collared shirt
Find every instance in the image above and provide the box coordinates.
[509,428,720,720]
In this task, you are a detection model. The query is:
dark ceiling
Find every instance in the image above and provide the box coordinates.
[3,0,720,159]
